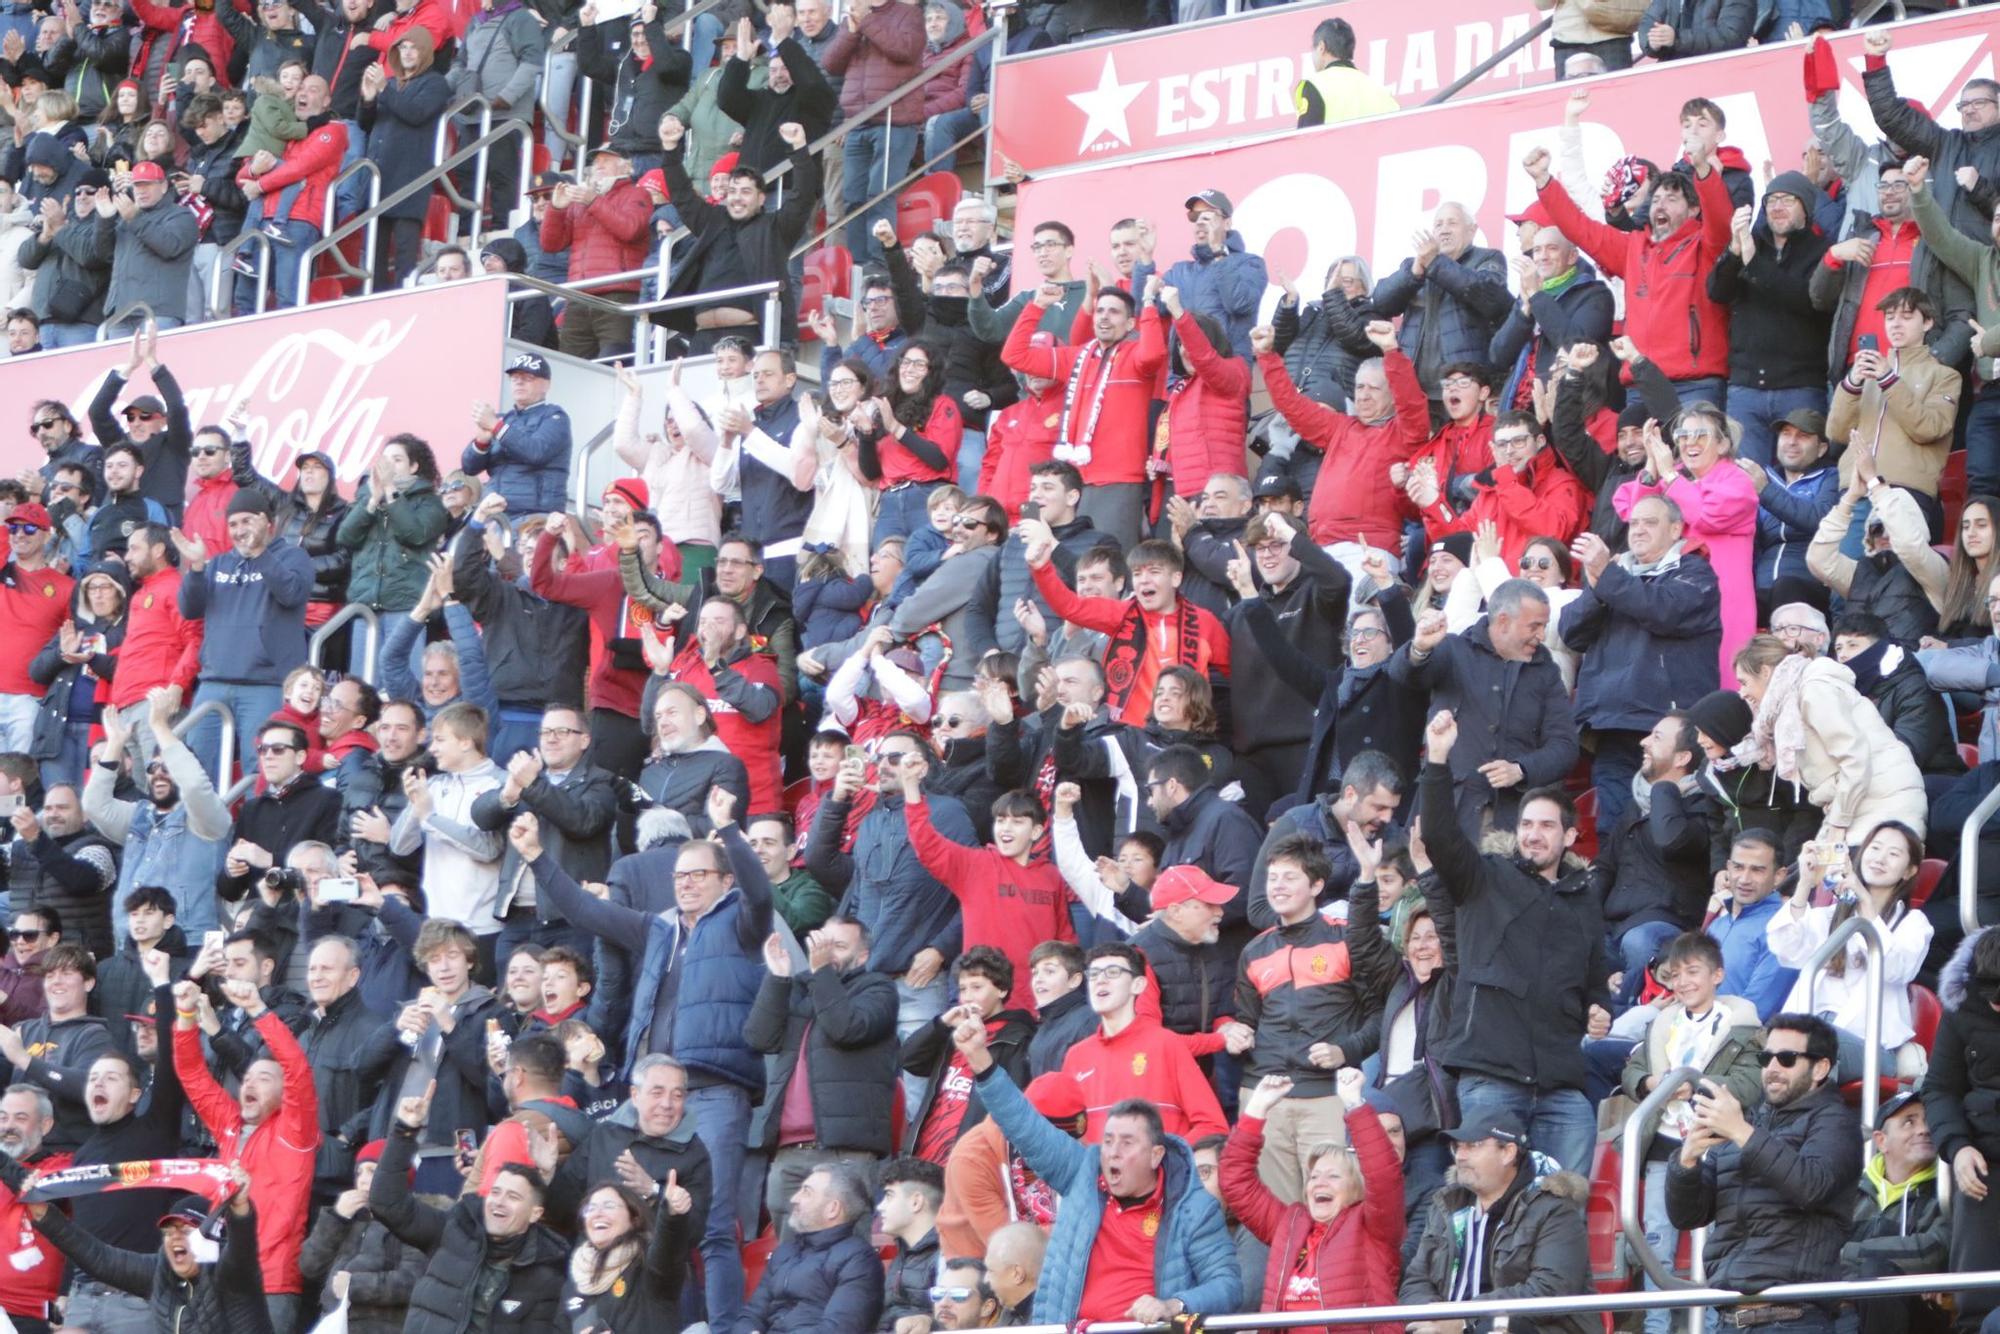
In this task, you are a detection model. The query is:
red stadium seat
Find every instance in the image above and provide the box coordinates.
[1587,1138,1626,1291]
[1943,451,1968,535]
[1963,743,1983,771]
[1912,858,1945,911]
[1573,787,1599,861]
[896,172,963,246]
[1840,984,1943,1106]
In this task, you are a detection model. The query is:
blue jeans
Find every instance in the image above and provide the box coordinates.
[42,321,98,348]
[1967,386,2000,504]
[841,123,919,261]
[1729,384,1826,469]
[685,1082,750,1328]
[1592,729,1645,832]
[1455,1073,1596,1175]
[39,719,92,793]
[685,12,721,80]
[895,973,948,1120]
[1615,920,1685,1007]
[922,105,984,174]
[873,480,943,548]
[234,216,320,313]
[956,427,988,496]
[1642,1157,1682,1334]
[1671,376,1727,410]
[182,680,285,790]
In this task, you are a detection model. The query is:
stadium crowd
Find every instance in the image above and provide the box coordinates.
[6,3,2000,1334]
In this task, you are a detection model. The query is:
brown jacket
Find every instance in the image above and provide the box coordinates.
[1827,342,1961,497]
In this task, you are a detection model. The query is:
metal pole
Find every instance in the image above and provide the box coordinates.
[1619,1067,1707,1296]
[307,603,382,684]
[170,699,236,796]
[982,5,1010,202]
[1805,915,1887,1135]
[1957,781,2000,937]
[1422,14,1553,107]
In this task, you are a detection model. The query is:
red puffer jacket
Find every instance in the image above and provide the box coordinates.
[540,180,654,292]
[1265,349,1428,548]
[1222,1104,1405,1334]
[1428,445,1595,568]
[1536,167,1734,383]
[980,382,1062,520]
[241,118,349,229]
[824,0,927,127]
[1161,309,1249,499]
[920,35,971,118]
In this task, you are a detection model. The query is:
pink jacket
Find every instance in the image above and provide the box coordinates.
[1614,461,1758,686]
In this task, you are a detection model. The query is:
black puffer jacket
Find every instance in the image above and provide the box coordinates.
[898,1005,1031,1156]
[33,1197,270,1334]
[1706,191,1832,391]
[1401,1158,1593,1334]
[1924,928,2000,1166]
[1856,647,1960,777]
[881,1227,943,1331]
[926,732,1001,844]
[1590,773,1731,937]
[1666,1082,1864,1291]
[1418,761,1609,1094]
[453,527,590,711]
[1130,917,1234,1040]
[369,1125,569,1334]
[988,707,1119,857]
[548,1118,713,1233]
[1159,785,1263,950]
[298,1207,428,1334]
[1234,889,1379,1099]
[276,458,351,605]
[1271,285,1375,409]
[300,986,387,1197]
[744,965,901,1155]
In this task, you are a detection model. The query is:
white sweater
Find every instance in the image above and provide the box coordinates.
[1766,900,1932,1047]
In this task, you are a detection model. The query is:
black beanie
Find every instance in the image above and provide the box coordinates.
[1685,689,1753,752]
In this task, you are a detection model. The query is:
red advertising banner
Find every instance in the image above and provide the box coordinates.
[0,278,511,489]
[992,0,1547,175]
[1013,13,2000,311]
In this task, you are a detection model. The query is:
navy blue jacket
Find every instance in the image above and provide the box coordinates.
[1752,465,1839,595]
[1132,228,1269,364]
[531,824,772,1088]
[805,789,970,976]
[178,538,314,685]
[1371,244,1513,392]
[460,400,572,515]
[792,570,871,649]
[738,1207,885,1333]
[1561,548,1724,734]
[1489,262,1614,409]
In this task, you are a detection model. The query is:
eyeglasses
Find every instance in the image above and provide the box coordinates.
[1250,541,1288,557]
[539,726,583,738]
[145,761,169,775]
[860,295,893,307]
[1877,180,1911,194]
[1756,1049,1811,1068]
[1348,626,1386,642]
[1142,778,1168,792]
[1084,964,1134,982]
[1673,428,1717,443]
[7,930,43,943]
[1028,239,1066,252]
[1956,97,1997,112]
[122,410,161,422]
[191,445,226,457]
[48,482,82,495]
[672,868,720,883]
[899,357,929,370]
[1492,434,1534,450]
[581,1198,626,1215]
[714,556,757,568]
[828,376,861,389]
[255,742,298,755]
[1439,374,1478,390]
[928,1287,976,1304]
[1773,622,1819,635]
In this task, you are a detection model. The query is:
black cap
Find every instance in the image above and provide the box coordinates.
[528,170,572,195]
[1874,1090,1922,1131]
[1442,1112,1529,1147]
[1253,473,1302,500]
[157,1194,210,1229]
[123,395,167,418]
[506,351,551,379]
[1184,188,1233,219]
[225,488,273,519]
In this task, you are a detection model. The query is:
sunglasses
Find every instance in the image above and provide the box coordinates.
[4,522,43,536]
[939,715,964,729]
[1755,1049,1812,1069]
[928,1287,976,1304]
[192,445,227,457]
[30,418,62,431]
[7,930,44,942]
[255,742,298,755]
[122,410,162,422]
[1520,556,1556,571]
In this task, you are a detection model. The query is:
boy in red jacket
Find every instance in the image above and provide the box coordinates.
[899,754,1073,1012]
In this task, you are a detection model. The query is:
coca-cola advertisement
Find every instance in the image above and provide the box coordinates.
[0,279,511,490]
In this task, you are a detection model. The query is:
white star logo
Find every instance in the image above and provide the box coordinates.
[1067,54,1146,154]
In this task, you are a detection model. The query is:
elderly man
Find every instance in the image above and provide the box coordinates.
[1842,1091,1947,1334]
[1562,496,1723,829]
[298,935,383,1208]
[8,783,119,959]
[740,1163,885,1331]
[1371,201,1512,414]
[985,1220,1047,1324]
[99,162,198,332]
[1488,225,1613,408]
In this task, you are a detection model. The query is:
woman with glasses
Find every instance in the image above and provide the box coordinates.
[25,563,126,790]
[1053,665,1232,836]
[856,338,964,547]
[554,1181,696,1333]
[1222,1068,1404,1333]
[1615,400,1759,686]
[1767,820,1933,1083]
[796,359,880,573]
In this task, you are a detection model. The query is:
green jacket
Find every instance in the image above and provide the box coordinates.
[669,64,764,190]
[1618,994,1765,1145]
[1911,180,2000,385]
[335,477,449,611]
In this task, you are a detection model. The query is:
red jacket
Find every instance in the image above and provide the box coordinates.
[129,0,238,87]
[1057,1017,1228,1141]
[368,0,457,53]
[0,1150,70,1323]
[875,395,963,486]
[1537,168,1733,383]
[905,795,1074,1011]
[0,562,73,696]
[1266,351,1427,548]
[1031,562,1230,725]
[528,530,655,720]
[1401,412,1496,525]
[979,383,1061,520]
[182,472,238,553]
[666,639,784,813]
[173,1012,319,1293]
[1423,448,1594,568]
[240,117,349,229]
[919,34,972,118]
[113,567,203,708]
[540,181,654,292]
[1161,309,1249,499]
[823,0,927,126]
[1222,1105,1404,1334]
[1001,302,1167,486]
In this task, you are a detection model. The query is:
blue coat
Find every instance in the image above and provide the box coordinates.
[1561,548,1724,735]
[1133,229,1269,364]
[1752,464,1839,594]
[974,1062,1243,1324]
[459,400,573,515]
[738,1207,885,1333]
[804,790,970,976]
[791,570,871,649]
[178,538,314,685]
[1371,244,1513,389]
[1708,892,1798,1021]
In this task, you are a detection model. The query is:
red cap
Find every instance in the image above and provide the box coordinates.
[1506,199,1553,228]
[130,161,167,184]
[1149,864,1239,912]
[604,476,651,511]
[355,1139,389,1166]
[9,502,51,531]
[637,168,667,198]
[710,151,740,178]
[1024,1071,1086,1122]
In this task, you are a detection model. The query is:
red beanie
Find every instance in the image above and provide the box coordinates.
[605,476,651,511]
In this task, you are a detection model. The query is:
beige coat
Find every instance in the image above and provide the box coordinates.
[1535,0,1643,43]
[1794,656,1928,839]
[1827,342,1962,497]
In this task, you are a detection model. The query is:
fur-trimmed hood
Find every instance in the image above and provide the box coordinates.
[1941,926,1993,1012]
[1430,1150,1590,1213]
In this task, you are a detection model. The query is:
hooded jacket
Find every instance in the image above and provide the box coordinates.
[359,30,450,224]
[1133,228,1270,364]
[716,36,837,174]
[1538,166,1735,383]
[822,0,925,127]
[1707,172,1833,390]
[298,1206,427,1334]
[1401,1154,1594,1334]
[1841,1149,1946,1278]
[1562,545,1724,733]
[577,14,691,155]
[26,569,126,761]
[19,199,110,327]
[1851,640,1960,776]
[103,186,200,323]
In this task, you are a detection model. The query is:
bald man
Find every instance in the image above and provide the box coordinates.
[984,1221,1048,1325]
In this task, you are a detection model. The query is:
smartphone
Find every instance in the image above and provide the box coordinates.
[843,744,868,766]
[1858,333,1880,355]
[318,877,359,903]
[0,794,17,818]
[1020,500,1042,522]
[201,928,226,954]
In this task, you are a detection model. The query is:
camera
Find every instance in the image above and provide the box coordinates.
[318,877,359,903]
[261,867,305,894]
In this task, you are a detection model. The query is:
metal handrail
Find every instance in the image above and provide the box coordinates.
[1619,1065,1708,1305]
[435,94,496,217]
[1424,14,1553,106]
[502,272,781,363]
[551,0,736,167]
[985,1269,2000,1332]
[170,698,235,795]
[1804,913,1887,1134]
[307,602,383,683]
[96,300,154,339]
[307,158,385,303]
[1956,780,2000,937]
[788,115,987,260]
[210,228,272,318]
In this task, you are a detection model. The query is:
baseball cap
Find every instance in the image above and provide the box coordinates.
[1442,1111,1529,1146]
[225,489,273,518]
[1506,199,1554,228]
[1184,188,1233,219]
[1149,864,1239,912]
[528,170,571,196]
[1254,473,1302,501]
[1874,1089,1922,1131]
[8,502,52,531]
[637,168,667,198]
[506,351,551,379]
[1779,407,1826,438]
[157,1194,211,1230]
[123,395,167,418]
[129,161,167,184]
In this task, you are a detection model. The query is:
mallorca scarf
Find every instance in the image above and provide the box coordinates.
[1101,600,1205,716]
